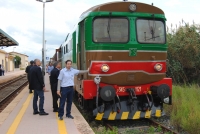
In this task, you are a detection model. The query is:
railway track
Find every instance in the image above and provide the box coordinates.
[0,75,28,112]
[0,75,26,90]
[149,118,178,134]
[74,93,179,134]
[104,118,178,134]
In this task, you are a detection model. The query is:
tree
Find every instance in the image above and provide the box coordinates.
[167,21,200,84]
[14,55,21,66]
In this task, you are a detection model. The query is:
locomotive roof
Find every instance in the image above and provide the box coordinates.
[80,1,164,17]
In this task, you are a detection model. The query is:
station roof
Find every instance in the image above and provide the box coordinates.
[0,29,19,47]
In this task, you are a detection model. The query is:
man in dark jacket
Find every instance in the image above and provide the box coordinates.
[29,59,48,115]
[25,60,35,93]
[50,62,61,112]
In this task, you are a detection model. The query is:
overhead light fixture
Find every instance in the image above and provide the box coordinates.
[46,0,54,2]
[36,0,54,2]
[129,3,137,12]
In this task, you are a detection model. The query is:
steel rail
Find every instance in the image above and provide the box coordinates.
[148,119,178,134]
[104,119,178,134]
[0,78,28,112]
[0,75,26,90]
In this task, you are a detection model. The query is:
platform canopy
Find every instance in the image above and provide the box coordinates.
[0,29,18,47]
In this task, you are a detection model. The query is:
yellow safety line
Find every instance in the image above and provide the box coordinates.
[56,112,68,134]
[7,93,33,134]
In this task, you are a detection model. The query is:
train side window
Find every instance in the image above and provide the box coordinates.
[66,45,68,53]
[93,17,129,43]
[136,19,166,44]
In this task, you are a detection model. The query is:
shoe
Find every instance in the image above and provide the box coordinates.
[33,111,39,115]
[59,116,63,120]
[66,115,74,119]
[53,109,58,112]
[39,112,49,115]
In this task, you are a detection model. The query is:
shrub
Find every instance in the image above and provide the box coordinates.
[167,21,200,84]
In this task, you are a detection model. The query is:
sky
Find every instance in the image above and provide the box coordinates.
[0,0,200,61]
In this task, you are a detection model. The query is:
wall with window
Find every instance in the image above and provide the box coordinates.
[0,50,6,70]
[9,52,29,69]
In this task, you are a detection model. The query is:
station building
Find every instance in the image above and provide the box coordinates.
[9,52,29,69]
[0,28,19,72]
[0,50,15,72]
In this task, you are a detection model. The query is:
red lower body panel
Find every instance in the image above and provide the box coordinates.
[82,78,172,99]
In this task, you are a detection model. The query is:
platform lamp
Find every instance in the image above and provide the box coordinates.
[36,0,54,81]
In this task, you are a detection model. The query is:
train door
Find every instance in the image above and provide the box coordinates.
[75,20,86,95]
[79,20,86,70]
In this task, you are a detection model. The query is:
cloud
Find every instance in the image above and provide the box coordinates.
[164,0,181,7]
[0,0,200,61]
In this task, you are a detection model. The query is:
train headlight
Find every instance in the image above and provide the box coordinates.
[101,64,109,72]
[129,4,137,12]
[154,63,162,71]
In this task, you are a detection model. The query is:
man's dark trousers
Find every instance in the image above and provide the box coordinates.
[51,84,59,110]
[33,90,44,113]
[58,87,74,117]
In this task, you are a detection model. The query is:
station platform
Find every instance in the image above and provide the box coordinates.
[0,73,94,134]
[0,70,26,84]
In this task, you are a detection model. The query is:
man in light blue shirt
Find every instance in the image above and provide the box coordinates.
[57,60,88,120]
[47,63,54,75]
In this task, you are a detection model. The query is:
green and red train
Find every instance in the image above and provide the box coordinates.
[52,1,172,120]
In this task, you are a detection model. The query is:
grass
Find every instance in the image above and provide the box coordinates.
[164,84,200,134]
[94,126,118,134]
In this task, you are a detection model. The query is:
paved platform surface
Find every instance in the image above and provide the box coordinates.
[0,74,94,134]
[0,70,26,84]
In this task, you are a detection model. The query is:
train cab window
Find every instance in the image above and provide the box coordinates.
[136,19,165,44]
[93,18,129,43]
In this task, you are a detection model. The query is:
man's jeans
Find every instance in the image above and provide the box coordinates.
[33,90,44,112]
[58,87,74,117]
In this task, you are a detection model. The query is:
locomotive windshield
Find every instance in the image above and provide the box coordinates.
[136,19,165,44]
[93,18,129,43]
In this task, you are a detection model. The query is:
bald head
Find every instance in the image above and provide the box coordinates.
[34,59,41,66]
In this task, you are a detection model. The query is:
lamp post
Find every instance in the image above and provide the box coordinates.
[36,0,54,81]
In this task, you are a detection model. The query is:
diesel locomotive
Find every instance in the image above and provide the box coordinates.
[53,1,172,120]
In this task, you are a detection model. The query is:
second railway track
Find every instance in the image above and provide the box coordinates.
[0,75,28,112]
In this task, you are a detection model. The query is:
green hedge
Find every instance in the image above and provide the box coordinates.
[167,22,200,84]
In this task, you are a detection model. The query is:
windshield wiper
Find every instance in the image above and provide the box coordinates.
[148,14,156,41]
[107,12,112,42]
